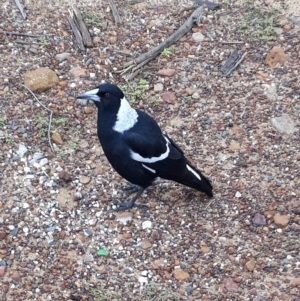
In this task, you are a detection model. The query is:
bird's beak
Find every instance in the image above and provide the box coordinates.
[76,88,100,102]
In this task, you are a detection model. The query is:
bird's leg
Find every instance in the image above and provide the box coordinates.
[116,186,148,211]
[120,183,141,196]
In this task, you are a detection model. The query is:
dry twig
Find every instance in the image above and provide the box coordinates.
[120,5,206,80]
[14,0,27,19]
[108,0,121,24]
[0,31,44,37]
[21,84,55,153]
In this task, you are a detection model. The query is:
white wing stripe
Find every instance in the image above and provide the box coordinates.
[186,165,201,181]
[130,136,170,163]
[142,164,156,173]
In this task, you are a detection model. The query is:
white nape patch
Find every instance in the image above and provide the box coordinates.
[113,97,138,133]
[78,89,100,102]
[142,164,156,174]
[186,164,201,181]
[131,136,170,163]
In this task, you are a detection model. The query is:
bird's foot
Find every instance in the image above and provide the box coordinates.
[113,200,148,211]
[120,183,141,195]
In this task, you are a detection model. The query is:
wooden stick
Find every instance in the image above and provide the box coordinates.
[14,0,27,19]
[120,5,206,80]
[0,31,43,37]
[108,0,121,24]
[72,5,93,47]
[223,51,247,76]
[21,84,55,153]
[67,14,85,51]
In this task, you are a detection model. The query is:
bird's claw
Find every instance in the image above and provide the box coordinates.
[113,200,148,211]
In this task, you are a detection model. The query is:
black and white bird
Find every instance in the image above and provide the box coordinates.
[77,83,213,210]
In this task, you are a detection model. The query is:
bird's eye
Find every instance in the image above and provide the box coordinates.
[105,93,110,98]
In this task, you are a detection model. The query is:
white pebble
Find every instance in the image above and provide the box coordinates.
[142,221,152,229]
[39,158,48,166]
[23,203,30,209]
[235,191,242,198]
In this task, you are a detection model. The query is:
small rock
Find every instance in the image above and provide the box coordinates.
[265,46,289,69]
[56,53,71,62]
[192,32,205,43]
[80,176,90,184]
[186,285,193,294]
[29,152,43,165]
[245,258,255,272]
[117,212,133,224]
[24,68,59,92]
[109,36,117,44]
[173,268,190,280]
[139,239,152,250]
[142,221,152,229]
[271,114,296,135]
[52,132,63,145]
[58,81,67,88]
[152,259,165,269]
[39,158,48,166]
[59,170,71,182]
[157,69,176,77]
[224,278,239,291]
[16,144,28,157]
[0,266,6,277]
[122,232,132,239]
[0,232,7,240]
[83,253,94,262]
[273,214,290,228]
[59,231,66,238]
[93,36,101,45]
[192,92,199,99]
[73,192,82,201]
[70,67,87,78]
[201,246,210,253]
[229,141,240,150]
[94,167,103,175]
[11,271,21,281]
[84,107,94,114]
[161,92,176,104]
[186,87,194,95]
[235,191,242,198]
[154,83,163,92]
[263,83,277,101]
[252,213,267,226]
[292,277,300,287]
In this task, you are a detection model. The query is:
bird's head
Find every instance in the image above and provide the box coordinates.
[76,83,125,111]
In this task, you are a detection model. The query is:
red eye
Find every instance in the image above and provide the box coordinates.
[105,93,110,98]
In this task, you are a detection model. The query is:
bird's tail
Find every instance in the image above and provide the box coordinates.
[180,163,213,197]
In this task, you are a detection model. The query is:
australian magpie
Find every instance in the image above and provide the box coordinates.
[77,83,213,210]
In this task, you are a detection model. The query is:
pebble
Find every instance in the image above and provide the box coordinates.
[117,212,133,224]
[16,144,28,157]
[142,221,152,229]
[157,69,176,77]
[186,285,193,294]
[39,158,48,166]
[83,253,94,262]
[271,114,296,134]
[252,213,267,226]
[0,266,6,277]
[235,191,242,198]
[80,176,91,184]
[84,229,93,237]
[224,278,239,291]
[192,32,205,43]
[154,83,163,92]
[56,53,71,61]
[173,268,190,280]
[11,227,19,237]
[273,214,290,228]
[23,227,29,235]
[0,232,7,240]
[161,92,176,104]
[29,152,43,165]
[84,107,94,114]
[245,258,255,272]
[139,239,152,249]
[52,132,63,145]
[11,271,21,281]
[292,277,300,287]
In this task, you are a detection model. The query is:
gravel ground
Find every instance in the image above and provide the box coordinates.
[1,0,300,300]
